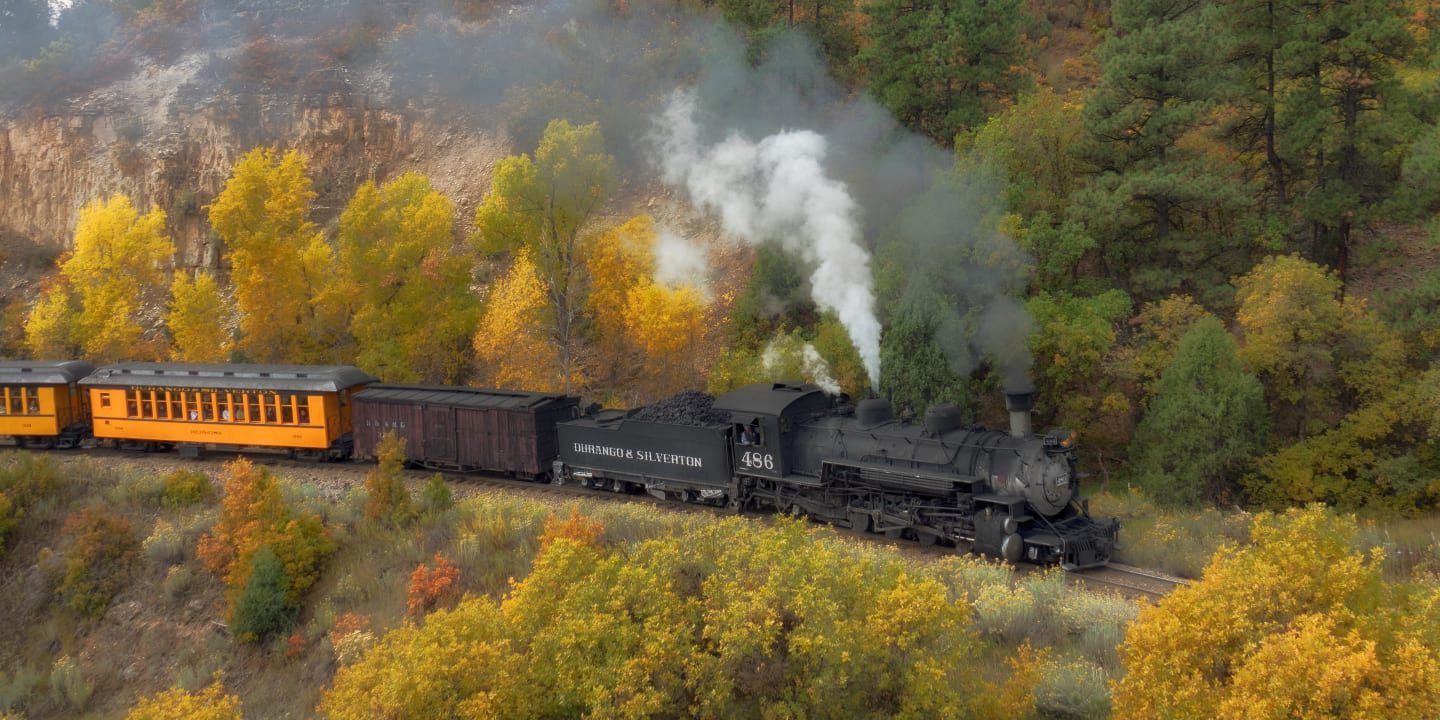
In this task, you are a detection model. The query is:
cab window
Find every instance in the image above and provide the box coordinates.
[735,421,765,446]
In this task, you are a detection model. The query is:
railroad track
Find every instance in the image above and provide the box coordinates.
[30,446,1185,598]
[1074,563,1190,600]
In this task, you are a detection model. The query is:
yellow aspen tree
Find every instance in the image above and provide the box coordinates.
[337,174,478,383]
[25,194,174,361]
[165,270,234,362]
[208,148,341,364]
[1234,255,1405,439]
[473,249,566,390]
[472,120,615,393]
[23,278,81,359]
[584,215,655,387]
[624,280,706,398]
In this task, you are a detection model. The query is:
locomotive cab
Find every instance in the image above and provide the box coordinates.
[714,383,831,482]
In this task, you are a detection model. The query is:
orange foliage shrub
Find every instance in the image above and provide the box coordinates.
[196,458,334,622]
[539,508,604,549]
[286,633,306,659]
[407,553,461,617]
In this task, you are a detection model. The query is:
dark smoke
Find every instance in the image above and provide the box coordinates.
[23,0,1038,387]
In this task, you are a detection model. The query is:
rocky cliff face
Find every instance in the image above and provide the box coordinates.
[0,52,506,266]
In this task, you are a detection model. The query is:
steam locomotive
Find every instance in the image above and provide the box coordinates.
[557,382,1117,568]
[1,360,1117,568]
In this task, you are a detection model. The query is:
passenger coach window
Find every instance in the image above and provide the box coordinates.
[9,390,22,415]
[281,395,294,424]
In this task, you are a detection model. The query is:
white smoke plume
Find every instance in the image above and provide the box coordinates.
[655,91,882,388]
[762,339,841,396]
[652,225,711,296]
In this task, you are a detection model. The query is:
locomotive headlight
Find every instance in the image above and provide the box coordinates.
[1044,430,1075,451]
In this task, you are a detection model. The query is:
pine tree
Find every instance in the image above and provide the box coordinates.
[0,0,54,64]
[1274,0,1416,281]
[230,545,297,643]
[860,0,1030,145]
[1076,0,1260,304]
[1131,316,1268,507]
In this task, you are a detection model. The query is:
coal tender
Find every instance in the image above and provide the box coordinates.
[556,390,736,502]
[556,383,1116,568]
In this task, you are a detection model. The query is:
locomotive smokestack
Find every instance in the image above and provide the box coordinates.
[1003,384,1035,438]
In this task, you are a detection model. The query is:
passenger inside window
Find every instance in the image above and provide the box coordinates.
[298,407,310,424]
[738,422,763,446]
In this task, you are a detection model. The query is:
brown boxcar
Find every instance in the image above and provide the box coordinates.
[352,385,580,477]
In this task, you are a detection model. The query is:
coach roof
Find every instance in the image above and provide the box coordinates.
[0,360,96,385]
[79,363,377,393]
[354,384,578,411]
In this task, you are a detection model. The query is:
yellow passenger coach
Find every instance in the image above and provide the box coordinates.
[80,363,377,460]
[0,361,95,449]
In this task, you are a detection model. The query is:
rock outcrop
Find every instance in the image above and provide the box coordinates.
[0,52,505,266]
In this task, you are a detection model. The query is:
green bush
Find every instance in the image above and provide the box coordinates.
[364,433,414,527]
[420,473,453,519]
[47,656,91,713]
[230,545,298,643]
[0,664,41,712]
[55,507,140,617]
[144,519,187,564]
[1034,658,1111,719]
[162,469,216,507]
[163,564,194,600]
[0,490,14,558]
[0,451,61,506]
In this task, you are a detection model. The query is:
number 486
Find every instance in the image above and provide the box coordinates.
[741,451,774,471]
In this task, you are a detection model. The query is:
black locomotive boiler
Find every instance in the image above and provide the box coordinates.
[556,382,1117,568]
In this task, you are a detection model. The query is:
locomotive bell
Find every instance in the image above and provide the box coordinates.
[1003,385,1035,438]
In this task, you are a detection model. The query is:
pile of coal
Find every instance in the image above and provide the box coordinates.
[631,390,731,426]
